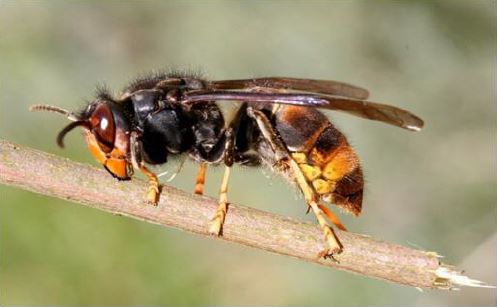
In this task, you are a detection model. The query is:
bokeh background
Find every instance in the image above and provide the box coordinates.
[0,0,495,305]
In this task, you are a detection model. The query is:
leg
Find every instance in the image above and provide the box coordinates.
[288,157,343,256]
[317,203,347,231]
[246,107,289,164]
[247,107,343,256]
[130,132,160,205]
[208,106,244,235]
[194,163,207,195]
[139,164,160,205]
[208,127,234,235]
[209,166,231,235]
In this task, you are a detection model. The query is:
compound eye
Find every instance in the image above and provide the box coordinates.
[90,103,115,153]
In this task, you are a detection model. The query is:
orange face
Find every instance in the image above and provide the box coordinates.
[85,103,132,180]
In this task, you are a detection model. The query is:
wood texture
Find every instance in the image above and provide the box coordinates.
[0,139,488,289]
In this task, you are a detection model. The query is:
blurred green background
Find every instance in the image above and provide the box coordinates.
[0,0,495,305]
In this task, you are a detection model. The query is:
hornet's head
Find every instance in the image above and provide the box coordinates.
[30,95,133,180]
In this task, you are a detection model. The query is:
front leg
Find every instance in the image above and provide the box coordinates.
[130,131,161,205]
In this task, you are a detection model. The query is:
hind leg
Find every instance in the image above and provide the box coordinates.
[287,158,343,256]
[247,107,343,257]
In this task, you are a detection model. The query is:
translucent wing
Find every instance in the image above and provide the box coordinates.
[208,77,369,100]
[182,90,423,131]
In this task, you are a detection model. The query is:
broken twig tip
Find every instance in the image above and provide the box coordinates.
[434,266,496,290]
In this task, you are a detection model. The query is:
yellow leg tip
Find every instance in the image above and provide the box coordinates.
[209,204,227,236]
[146,187,160,205]
[317,248,342,262]
[326,240,343,255]
[318,228,343,259]
[194,187,204,196]
[208,218,223,236]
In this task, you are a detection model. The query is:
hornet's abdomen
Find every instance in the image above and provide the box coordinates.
[273,105,363,216]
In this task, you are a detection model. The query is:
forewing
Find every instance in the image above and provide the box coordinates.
[208,77,370,100]
[182,90,424,131]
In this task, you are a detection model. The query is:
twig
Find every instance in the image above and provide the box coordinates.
[0,139,493,289]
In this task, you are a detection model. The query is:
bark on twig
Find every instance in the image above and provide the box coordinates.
[0,140,492,289]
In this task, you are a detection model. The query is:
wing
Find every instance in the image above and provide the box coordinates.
[182,90,424,131]
[208,77,370,100]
